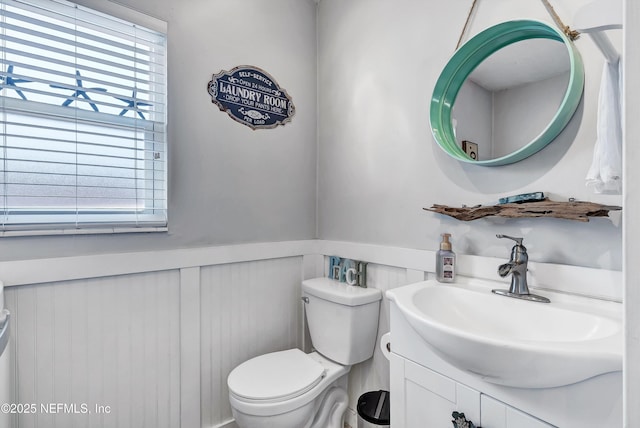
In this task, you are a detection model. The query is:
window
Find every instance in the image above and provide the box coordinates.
[0,0,167,234]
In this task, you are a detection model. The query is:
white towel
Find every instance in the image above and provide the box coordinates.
[586,60,623,194]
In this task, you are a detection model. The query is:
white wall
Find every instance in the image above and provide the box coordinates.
[317,0,623,270]
[623,0,640,424]
[0,0,318,262]
[199,257,304,426]
[493,73,570,158]
[453,80,492,160]
[6,271,182,428]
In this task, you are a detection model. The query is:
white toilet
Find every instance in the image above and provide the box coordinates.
[227,277,382,428]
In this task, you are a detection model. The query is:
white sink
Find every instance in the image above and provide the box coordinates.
[386,279,622,388]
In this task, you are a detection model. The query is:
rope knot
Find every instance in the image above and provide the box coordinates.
[564,26,581,41]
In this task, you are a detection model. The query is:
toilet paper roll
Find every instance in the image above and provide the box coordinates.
[380,332,391,361]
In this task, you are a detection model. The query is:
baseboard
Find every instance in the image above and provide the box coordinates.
[212,412,356,428]
[212,419,237,428]
[344,406,358,428]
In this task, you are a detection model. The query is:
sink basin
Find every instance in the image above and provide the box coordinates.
[386,279,622,388]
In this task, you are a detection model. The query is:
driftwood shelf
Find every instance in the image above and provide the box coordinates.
[425,199,621,222]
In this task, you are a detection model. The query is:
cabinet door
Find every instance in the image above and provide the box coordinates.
[481,394,555,428]
[391,354,480,428]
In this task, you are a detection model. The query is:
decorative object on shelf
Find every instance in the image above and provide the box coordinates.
[207,65,295,130]
[451,411,479,428]
[498,191,546,204]
[425,198,621,222]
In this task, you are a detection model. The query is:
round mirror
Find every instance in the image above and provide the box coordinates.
[430,20,584,166]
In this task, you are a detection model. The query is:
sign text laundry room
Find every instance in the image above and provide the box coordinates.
[207,65,295,130]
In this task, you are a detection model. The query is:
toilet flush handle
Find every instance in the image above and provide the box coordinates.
[301,297,309,304]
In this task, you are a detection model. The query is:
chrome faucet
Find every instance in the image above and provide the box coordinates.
[492,234,550,303]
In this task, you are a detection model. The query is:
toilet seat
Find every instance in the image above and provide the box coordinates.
[228,349,326,403]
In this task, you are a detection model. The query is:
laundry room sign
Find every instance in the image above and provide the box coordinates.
[207,65,295,130]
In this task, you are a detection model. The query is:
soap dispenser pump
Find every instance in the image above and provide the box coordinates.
[436,233,456,283]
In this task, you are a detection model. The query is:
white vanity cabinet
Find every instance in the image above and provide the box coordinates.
[391,354,553,428]
[480,394,554,428]
[388,295,622,427]
[390,354,480,427]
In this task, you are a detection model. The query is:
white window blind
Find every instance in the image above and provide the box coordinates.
[0,0,167,234]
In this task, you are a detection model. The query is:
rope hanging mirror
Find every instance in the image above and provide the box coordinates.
[456,0,580,51]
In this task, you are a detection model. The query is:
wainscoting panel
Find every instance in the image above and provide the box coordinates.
[0,241,620,428]
[199,256,304,427]
[5,270,181,428]
[345,263,421,412]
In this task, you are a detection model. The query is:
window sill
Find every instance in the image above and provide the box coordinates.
[0,227,169,237]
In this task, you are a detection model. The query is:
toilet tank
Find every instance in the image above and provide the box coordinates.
[302,278,382,365]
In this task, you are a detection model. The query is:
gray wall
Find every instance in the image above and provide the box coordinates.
[1,0,623,274]
[316,0,622,270]
[0,0,318,261]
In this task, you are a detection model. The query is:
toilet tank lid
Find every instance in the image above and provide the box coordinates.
[302,278,382,306]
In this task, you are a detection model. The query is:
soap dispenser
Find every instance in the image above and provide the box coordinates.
[436,233,456,282]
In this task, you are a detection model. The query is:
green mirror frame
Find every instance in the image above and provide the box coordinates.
[430,20,585,166]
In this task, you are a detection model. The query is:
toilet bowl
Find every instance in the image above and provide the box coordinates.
[228,350,349,428]
[228,277,382,428]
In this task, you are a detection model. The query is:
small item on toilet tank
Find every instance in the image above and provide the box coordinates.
[356,261,368,288]
[336,258,346,282]
[341,259,355,283]
[436,233,456,283]
[332,265,341,281]
[328,256,341,279]
[345,267,358,285]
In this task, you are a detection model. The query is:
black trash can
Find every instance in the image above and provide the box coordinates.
[357,390,390,428]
